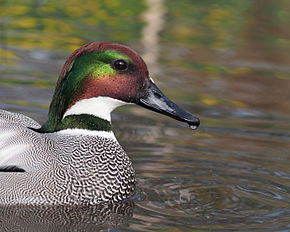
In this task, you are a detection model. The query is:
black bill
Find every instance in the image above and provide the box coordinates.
[137,80,200,129]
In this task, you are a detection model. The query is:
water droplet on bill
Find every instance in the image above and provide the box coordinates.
[189,125,197,130]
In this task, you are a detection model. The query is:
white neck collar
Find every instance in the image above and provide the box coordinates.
[63,96,128,122]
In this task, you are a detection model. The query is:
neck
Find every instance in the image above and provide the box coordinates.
[57,114,111,132]
[63,97,126,122]
[38,114,111,133]
[39,97,127,133]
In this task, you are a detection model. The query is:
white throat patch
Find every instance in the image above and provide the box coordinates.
[63,96,128,122]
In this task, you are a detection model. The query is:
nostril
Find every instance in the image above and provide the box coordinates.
[153,91,162,99]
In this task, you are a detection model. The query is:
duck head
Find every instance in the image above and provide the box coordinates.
[40,42,200,132]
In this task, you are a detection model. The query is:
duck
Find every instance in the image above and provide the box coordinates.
[0,42,200,205]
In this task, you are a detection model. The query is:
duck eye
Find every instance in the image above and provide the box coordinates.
[113,59,128,71]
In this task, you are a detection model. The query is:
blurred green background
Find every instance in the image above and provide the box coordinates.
[0,0,290,117]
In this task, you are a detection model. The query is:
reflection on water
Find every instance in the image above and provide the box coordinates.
[141,0,165,73]
[1,0,290,231]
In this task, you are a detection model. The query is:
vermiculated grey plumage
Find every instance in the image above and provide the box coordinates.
[0,201,133,231]
[0,110,135,205]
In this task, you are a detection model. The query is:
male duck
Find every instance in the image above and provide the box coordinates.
[0,42,200,205]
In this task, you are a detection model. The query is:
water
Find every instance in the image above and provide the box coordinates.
[1,0,290,231]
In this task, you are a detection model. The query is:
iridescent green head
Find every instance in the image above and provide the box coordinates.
[40,42,199,133]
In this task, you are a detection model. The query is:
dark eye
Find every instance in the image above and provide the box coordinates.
[113,59,128,71]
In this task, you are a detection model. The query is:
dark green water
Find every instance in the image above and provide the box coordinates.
[0,0,290,231]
